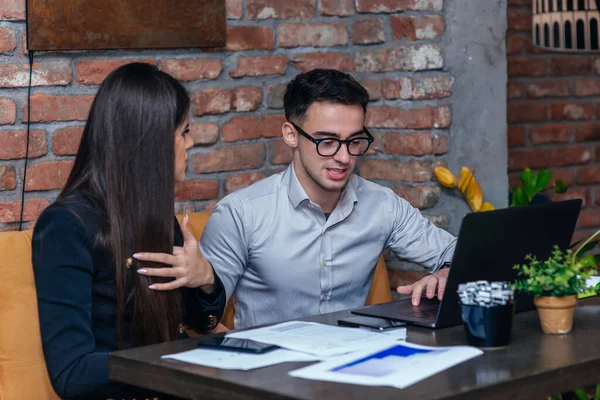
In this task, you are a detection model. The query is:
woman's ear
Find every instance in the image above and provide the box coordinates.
[282,122,299,148]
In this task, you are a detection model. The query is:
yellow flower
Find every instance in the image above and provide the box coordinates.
[433,167,456,189]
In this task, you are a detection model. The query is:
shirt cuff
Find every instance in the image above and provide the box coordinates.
[194,267,225,307]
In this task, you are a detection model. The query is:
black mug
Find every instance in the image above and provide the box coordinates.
[460,303,515,348]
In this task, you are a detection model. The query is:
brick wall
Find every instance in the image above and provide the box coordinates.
[0,0,455,235]
[507,0,600,242]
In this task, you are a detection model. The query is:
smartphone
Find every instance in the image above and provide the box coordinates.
[197,336,279,354]
[337,316,406,331]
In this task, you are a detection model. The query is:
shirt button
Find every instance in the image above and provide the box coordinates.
[321,259,327,266]
[322,295,329,301]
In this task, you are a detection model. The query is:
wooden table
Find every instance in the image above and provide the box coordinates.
[109,298,600,400]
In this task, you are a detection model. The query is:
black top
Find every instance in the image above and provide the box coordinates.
[32,194,226,400]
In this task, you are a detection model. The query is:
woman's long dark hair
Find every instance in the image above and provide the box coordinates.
[56,63,190,347]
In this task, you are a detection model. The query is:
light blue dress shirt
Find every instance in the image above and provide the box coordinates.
[200,163,457,329]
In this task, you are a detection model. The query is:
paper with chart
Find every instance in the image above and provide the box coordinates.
[226,321,404,357]
[288,341,483,389]
[162,347,320,370]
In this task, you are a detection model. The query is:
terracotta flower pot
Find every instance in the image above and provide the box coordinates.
[534,295,578,334]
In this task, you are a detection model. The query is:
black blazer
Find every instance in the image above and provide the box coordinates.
[32,194,225,400]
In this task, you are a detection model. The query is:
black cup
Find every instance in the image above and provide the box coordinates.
[460,303,515,348]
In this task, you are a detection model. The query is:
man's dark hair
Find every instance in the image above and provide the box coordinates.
[283,69,370,124]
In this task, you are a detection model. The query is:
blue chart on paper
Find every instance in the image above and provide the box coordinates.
[329,345,441,377]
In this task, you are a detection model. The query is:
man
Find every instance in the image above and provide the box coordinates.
[200,69,456,329]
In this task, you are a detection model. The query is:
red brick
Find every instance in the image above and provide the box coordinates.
[319,0,354,15]
[507,82,525,99]
[381,78,401,99]
[526,81,571,98]
[225,172,266,194]
[226,0,243,19]
[233,87,263,112]
[291,53,355,72]
[507,102,547,123]
[366,106,432,129]
[360,79,381,101]
[192,87,262,116]
[596,187,600,205]
[53,127,83,156]
[597,143,600,162]
[382,75,453,100]
[508,126,526,147]
[0,0,25,20]
[353,18,385,45]
[577,166,600,185]
[246,0,316,19]
[508,0,530,5]
[24,160,74,191]
[552,188,590,208]
[575,123,600,142]
[355,44,442,72]
[24,94,94,122]
[529,124,572,144]
[0,27,16,53]
[393,185,441,209]
[270,139,293,165]
[524,34,547,54]
[0,130,46,159]
[0,98,16,124]
[0,165,15,190]
[507,8,531,31]
[160,59,222,81]
[189,122,219,146]
[574,78,600,97]
[230,55,287,78]
[266,83,286,109]
[390,15,445,41]
[507,58,546,77]
[384,133,433,156]
[433,105,451,128]
[550,57,592,76]
[192,143,265,173]
[0,199,50,223]
[356,0,442,12]
[551,167,575,186]
[76,59,156,85]
[550,102,593,121]
[175,180,219,202]
[433,134,449,154]
[222,114,285,142]
[508,148,549,171]
[278,23,348,48]
[359,160,432,182]
[0,61,71,88]
[506,33,526,54]
[224,26,274,51]
[548,145,593,166]
[577,208,600,229]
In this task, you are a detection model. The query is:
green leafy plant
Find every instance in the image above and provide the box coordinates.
[513,228,600,297]
[511,168,568,207]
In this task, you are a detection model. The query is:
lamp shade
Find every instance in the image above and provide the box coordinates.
[532,0,600,51]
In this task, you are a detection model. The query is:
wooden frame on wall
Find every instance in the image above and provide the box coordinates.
[26,0,226,51]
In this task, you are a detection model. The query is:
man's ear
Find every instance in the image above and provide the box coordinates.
[282,122,298,148]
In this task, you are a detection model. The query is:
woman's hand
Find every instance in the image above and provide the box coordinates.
[133,214,215,293]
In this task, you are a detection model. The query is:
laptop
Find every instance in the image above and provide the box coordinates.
[352,199,582,329]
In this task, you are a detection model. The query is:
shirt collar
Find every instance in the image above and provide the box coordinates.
[285,162,359,210]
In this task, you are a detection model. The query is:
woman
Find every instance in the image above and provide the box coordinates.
[32,63,225,399]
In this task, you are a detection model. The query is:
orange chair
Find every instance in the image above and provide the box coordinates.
[184,212,393,330]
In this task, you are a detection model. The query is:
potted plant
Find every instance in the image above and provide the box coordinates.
[513,230,600,334]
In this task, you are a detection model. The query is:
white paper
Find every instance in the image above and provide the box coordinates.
[226,321,403,357]
[162,348,320,370]
[288,341,483,389]
[585,276,600,288]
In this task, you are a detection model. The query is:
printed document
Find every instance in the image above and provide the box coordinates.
[226,321,405,357]
[289,341,483,389]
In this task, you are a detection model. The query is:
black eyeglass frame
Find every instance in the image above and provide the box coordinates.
[289,121,374,157]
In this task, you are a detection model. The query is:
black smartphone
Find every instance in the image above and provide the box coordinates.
[337,316,406,331]
[197,336,279,354]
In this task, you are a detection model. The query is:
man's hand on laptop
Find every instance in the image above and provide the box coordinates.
[396,268,450,306]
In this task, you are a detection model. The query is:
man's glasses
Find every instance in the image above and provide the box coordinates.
[290,122,374,157]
